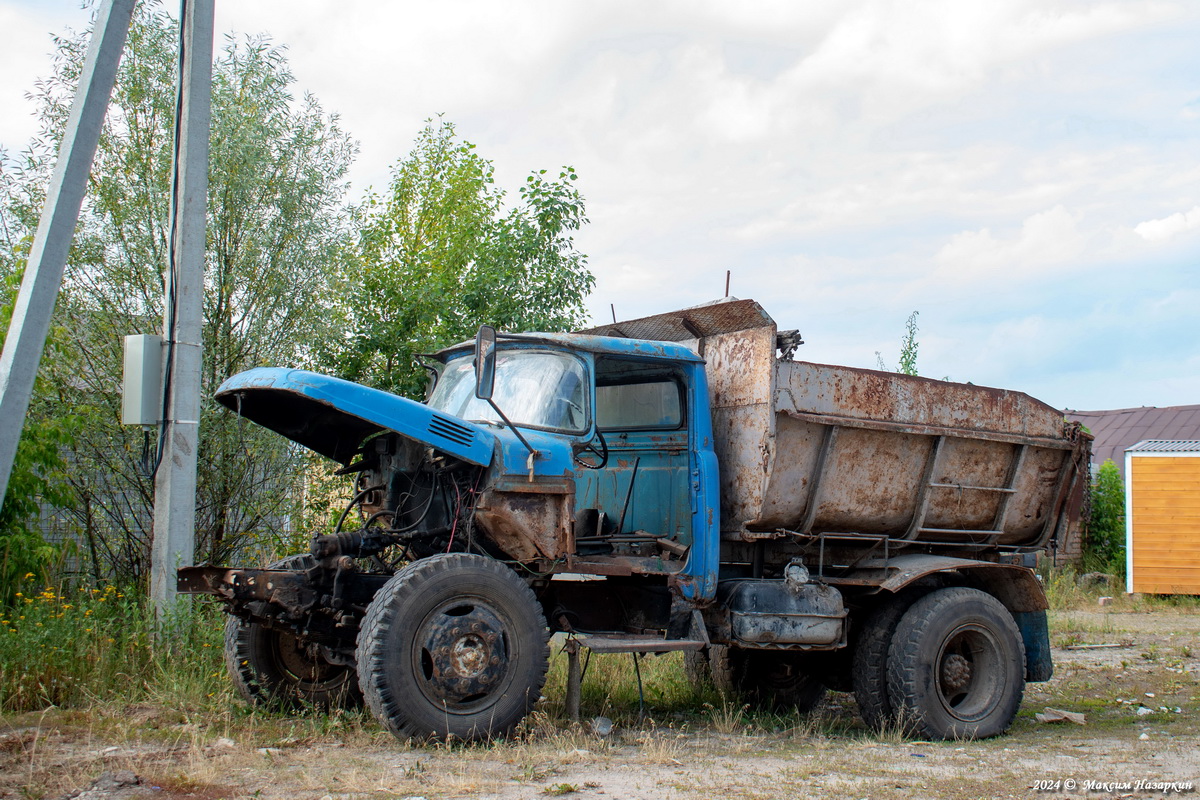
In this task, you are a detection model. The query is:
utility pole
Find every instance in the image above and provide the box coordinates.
[0,0,135,513]
[150,0,214,615]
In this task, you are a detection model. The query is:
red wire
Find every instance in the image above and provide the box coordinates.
[445,481,462,553]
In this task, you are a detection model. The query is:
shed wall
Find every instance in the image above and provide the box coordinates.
[1126,454,1200,594]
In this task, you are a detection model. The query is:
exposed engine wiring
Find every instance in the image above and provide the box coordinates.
[445,480,462,553]
[333,483,385,534]
[327,444,487,562]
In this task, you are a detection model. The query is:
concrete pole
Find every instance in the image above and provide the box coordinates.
[150,0,214,615]
[0,0,135,513]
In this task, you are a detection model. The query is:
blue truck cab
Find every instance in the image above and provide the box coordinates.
[429,330,721,601]
[207,329,721,592]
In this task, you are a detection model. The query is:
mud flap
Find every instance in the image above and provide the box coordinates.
[1014,609,1053,682]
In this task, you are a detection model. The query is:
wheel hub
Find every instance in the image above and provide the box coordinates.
[941,652,972,693]
[419,604,509,705]
[273,631,339,684]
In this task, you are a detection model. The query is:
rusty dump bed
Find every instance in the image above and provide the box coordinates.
[587,299,1089,550]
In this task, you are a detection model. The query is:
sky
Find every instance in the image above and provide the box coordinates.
[1,0,1198,412]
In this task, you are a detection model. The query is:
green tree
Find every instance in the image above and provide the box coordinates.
[1,3,356,583]
[0,273,76,603]
[334,118,594,398]
[1086,459,1126,576]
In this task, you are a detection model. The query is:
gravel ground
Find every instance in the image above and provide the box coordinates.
[3,608,1198,800]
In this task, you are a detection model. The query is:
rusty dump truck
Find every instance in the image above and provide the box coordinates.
[179,298,1089,742]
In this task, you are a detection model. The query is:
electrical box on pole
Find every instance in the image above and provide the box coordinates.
[121,334,162,427]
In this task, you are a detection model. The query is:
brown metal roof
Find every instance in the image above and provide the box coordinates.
[1064,405,1200,478]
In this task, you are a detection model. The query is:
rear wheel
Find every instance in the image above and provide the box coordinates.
[224,555,362,711]
[886,587,1025,740]
[851,591,923,730]
[357,553,549,742]
[683,644,735,694]
[683,649,708,688]
[730,649,826,714]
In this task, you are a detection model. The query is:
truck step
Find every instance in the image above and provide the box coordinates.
[572,634,707,653]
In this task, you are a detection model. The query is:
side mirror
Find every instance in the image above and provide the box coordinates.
[474,325,497,400]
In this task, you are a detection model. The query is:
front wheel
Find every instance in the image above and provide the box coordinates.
[224,555,362,711]
[886,587,1025,740]
[356,553,549,742]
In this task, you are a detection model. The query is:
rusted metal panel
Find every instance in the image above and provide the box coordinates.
[776,361,1067,440]
[563,553,683,576]
[580,298,777,343]
[876,554,1049,612]
[700,325,778,532]
[573,633,705,653]
[177,566,318,611]
[692,324,1089,550]
[711,404,771,532]
[475,486,574,562]
[764,425,935,533]
[702,325,776,408]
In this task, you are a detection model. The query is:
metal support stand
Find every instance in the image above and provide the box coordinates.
[565,638,582,722]
[631,652,646,721]
[150,0,214,616]
[0,0,134,512]
[564,637,648,723]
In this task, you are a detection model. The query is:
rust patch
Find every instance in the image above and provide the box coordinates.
[476,487,574,562]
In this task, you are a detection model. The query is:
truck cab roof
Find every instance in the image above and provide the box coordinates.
[433,331,706,364]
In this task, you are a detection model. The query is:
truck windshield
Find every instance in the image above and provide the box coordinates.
[428,351,589,434]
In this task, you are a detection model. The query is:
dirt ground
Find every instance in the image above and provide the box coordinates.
[3,608,1198,800]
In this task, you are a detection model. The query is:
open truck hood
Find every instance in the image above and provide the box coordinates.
[214,367,495,466]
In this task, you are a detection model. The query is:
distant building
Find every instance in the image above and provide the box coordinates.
[1058,405,1200,571]
[1064,405,1200,479]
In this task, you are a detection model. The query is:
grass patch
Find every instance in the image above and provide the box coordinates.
[541,641,719,726]
[1042,564,1200,614]
[2,566,1194,764]
[0,584,227,714]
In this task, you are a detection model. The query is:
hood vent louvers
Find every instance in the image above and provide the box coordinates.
[428,414,475,447]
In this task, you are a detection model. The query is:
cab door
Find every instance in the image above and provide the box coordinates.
[573,357,692,547]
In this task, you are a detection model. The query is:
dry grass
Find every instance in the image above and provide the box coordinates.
[4,571,1200,798]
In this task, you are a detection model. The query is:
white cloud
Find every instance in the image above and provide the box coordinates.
[1134,206,1200,243]
[773,1,1172,127]
[0,4,94,152]
[935,205,1087,278]
[4,0,1200,409]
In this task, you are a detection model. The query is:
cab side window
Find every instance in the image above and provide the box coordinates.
[596,380,682,430]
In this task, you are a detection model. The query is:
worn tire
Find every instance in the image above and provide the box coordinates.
[682,649,709,688]
[731,649,826,714]
[224,555,363,711]
[886,587,1025,740]
[851,591,923,730]
[356,553,549,742]
[683,644,735,694]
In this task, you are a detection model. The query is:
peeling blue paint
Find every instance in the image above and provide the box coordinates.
[215,367,496,466]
